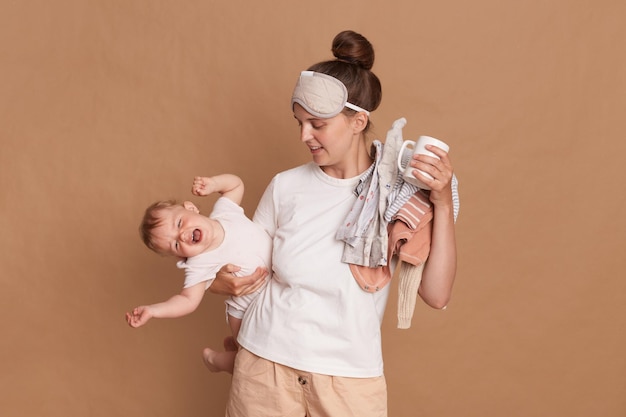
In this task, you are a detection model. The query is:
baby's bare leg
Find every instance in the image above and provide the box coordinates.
[202,316,241,373]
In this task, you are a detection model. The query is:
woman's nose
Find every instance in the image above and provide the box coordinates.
[300,125,313,143]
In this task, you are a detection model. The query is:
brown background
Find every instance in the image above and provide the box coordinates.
[1,1,624,416]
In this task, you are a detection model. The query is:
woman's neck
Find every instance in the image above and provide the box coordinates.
[321,138,374,179]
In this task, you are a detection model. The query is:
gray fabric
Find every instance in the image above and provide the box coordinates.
[337,118,409,267]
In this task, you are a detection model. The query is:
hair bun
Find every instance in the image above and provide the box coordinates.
[331,30,375,70]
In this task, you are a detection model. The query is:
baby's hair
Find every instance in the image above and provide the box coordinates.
[308,30,382,130]
[139,199,179,253]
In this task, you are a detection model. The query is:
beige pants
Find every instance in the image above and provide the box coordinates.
[225,349,388,417]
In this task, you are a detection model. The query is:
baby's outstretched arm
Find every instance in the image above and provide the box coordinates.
[192,174,244,206]
[125,282,205,328]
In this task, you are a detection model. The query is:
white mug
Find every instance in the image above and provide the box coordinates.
[397,135,450,190]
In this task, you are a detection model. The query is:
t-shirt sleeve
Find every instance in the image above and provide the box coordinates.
[177,259,217,289]
[252,176,277,238]
[211,196,245,218]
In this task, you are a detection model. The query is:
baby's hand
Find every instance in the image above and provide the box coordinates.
[125,306,153,328]
[192,176,216,197]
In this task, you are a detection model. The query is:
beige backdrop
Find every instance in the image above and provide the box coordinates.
[1,1,625,416]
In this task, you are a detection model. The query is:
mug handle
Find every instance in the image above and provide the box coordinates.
[397,140,415,172]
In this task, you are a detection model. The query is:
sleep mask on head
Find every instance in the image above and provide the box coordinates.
[291,71,370,118]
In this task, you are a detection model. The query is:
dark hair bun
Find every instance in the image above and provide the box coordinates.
[331,30,375,70]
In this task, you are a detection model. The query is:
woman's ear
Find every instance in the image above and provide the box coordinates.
[352,112,369,134]
[182,201,200,213]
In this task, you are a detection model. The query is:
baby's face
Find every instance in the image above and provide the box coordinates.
[151,205,218,259]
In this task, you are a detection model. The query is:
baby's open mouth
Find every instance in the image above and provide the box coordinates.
[192,229,201,243]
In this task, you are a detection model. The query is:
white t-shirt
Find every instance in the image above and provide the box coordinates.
[177,197,272,319]
[238,163,390,378]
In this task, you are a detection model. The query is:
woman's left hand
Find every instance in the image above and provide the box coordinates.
[411,144,454,206]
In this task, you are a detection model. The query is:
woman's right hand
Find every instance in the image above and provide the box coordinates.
[210,264,268,296]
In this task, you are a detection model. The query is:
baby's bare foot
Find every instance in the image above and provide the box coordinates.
[202,346,237,374]
[202,347,222,373]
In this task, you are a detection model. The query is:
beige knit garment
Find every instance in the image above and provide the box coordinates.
[397,261,425,329]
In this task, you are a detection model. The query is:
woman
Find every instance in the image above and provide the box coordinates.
[213,30,457,417]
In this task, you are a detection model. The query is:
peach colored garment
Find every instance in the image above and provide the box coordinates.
[350,191,433,328]
[226,349,388,417]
